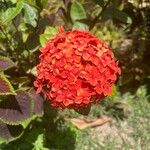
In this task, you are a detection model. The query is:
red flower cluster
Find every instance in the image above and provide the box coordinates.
[34,27,121,109]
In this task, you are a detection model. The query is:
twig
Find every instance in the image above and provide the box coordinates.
[89,0,112,30]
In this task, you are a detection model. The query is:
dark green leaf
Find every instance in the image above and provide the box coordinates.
[23,3,38,27]
[0,120,23,142]
[0,56,16,71]
[0,1,24,24]
[0,90,33,125]
[70,1,86,22]
[0,73,16,96]
[103,6,132,24]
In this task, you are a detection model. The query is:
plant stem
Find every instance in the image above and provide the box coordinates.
[89,0,111,30]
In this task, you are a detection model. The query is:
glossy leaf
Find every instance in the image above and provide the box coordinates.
[0,120,23,142]
[0,90,33,125]
[70,1,86,22]
[23,3,38,27]
[0,1,24,24]
[0,56,16,71]
[29,88,44,116]
[0,73,16,96]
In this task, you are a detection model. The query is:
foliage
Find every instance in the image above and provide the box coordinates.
[0,0,149,149]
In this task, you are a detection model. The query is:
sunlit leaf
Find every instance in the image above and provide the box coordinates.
[40,26,58,46]
[0,1,24,24]
[70,1,86,22]
[0,90,33,125]
[0,73,16,96]
[0,120,23,142]
[23,3,38,27]
[0,56,16,71]
[33,133,48,150]
[40,34,49,47]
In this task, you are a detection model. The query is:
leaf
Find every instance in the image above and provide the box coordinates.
[0,56,16,71]
[68,116,112,130]
[29,88,44,116]
[0,90,33,125]
[23,3,38,27]
[73,21,89,30]
[33,134,48,150]
[70,1,86,22]
[0,120,23,142]
[103,6,132,24]
[39,26,58,47]
[39,34,48,47]
[0,1,24,24]
[0,73,16,96]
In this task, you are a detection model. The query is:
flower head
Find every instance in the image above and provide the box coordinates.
[34,27,121,109]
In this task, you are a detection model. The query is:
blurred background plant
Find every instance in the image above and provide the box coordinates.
[0,0,150,149]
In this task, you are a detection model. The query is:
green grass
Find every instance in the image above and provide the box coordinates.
[70,88,150,150]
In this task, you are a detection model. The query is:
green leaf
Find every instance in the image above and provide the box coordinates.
[73,21,89,30]
[33,134,47,150]
[0,120,23,142]
[23,3,38,27]
[0,90,33,125]
[0,1,24,24]
[0,73,16,96]
[70,1,86,22]
[103,6,132,24]
[21,115,37,129]
[0,56,16,71]
[40,26,58,47]
[39,34,49,47]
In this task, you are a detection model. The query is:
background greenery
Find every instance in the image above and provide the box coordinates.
[0,0,150,149]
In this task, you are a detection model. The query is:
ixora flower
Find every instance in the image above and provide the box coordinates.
[34,27,121,109]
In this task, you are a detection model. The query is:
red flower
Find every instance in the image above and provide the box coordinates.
[34,27,121,109]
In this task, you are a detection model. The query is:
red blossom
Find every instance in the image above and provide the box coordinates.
[34,27,121,109]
